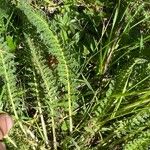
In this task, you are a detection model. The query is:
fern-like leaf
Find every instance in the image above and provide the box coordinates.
[17,0,78,133]
[124,130,150,150]
[26,36,58,149]
[113,108,150,139]
[0,38,25,134]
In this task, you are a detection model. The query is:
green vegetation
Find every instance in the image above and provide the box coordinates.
[0,0,150,149]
